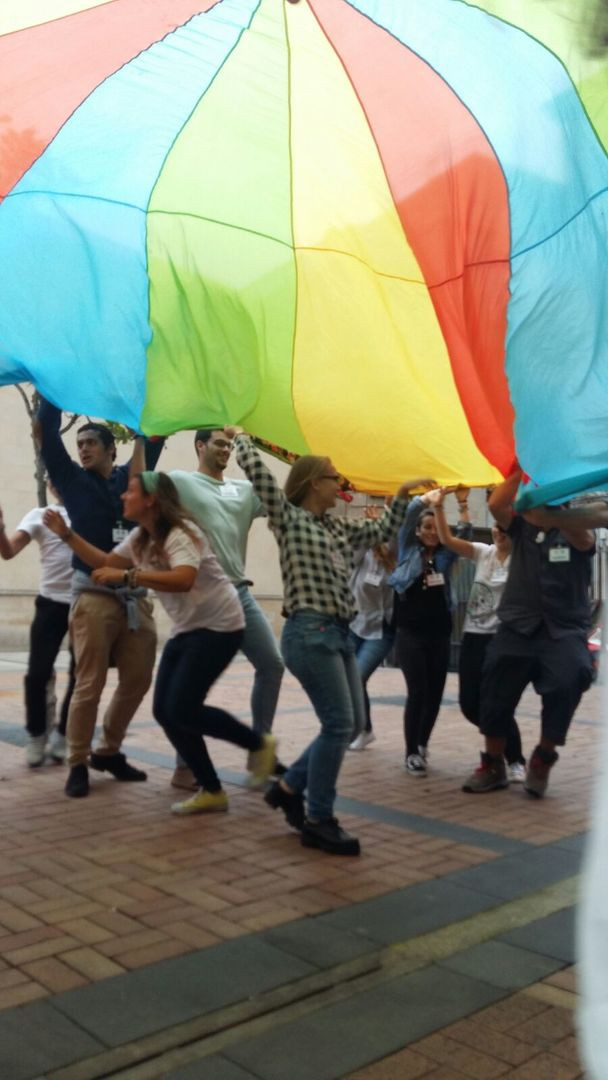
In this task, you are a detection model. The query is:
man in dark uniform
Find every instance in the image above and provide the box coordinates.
[463,467,595,797]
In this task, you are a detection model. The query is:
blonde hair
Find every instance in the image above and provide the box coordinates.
[284,456,332,506]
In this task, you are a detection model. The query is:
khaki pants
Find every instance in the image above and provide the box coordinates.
[67,592,157,767]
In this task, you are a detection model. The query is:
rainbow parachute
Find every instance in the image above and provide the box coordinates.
[1,0,607,500]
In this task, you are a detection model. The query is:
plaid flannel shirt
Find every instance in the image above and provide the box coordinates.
[235,436,408,621]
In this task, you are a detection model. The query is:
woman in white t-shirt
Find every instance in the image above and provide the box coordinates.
[45,472,276,813]
[433,494,526,781]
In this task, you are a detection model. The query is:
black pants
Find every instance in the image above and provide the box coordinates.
[459,632,524,765]
[153,627,260,791]
[479,625,593,747]
[395,628,450,756]
[24,595,76,737]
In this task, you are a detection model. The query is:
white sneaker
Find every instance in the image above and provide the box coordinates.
[418,744,429,762]
[349,731,376,751]
[405,753,427,775]
[26,735,47,768]
[507,762,526,783]
[47,730,66,763]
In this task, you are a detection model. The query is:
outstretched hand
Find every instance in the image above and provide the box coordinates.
[395,478,435,499]
[43,509,70,540]
[422,487,446,507]
[92,567,124,587]
[224,425,244,440]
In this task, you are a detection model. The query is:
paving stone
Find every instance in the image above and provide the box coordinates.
[262,918,378,968]
[224,966,507,1080]
[437,940,563,990]
[0,1000,103,1080]
[499,907,576,964]
[316,880,499,945]
[446,846,580,902]
[164,1056,259,1079]
[52,935,316,1046]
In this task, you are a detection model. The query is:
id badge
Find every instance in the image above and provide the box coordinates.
[491,568,508,584]
[331,551,346,572]
[549,546,570,563]
[112,524,128,543]
[364,571,382,587]
[426,571,445,587]
[220,482,238,498]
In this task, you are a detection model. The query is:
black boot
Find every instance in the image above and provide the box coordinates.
[90,752,147,782]
[301,818,360,856]
[65,764,89,798]
[264,780,305,831]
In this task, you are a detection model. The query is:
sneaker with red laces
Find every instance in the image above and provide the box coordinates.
[462,752,508,793]
[524,746,559,799]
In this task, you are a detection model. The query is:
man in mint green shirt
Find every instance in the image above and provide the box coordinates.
[171,431,284,779]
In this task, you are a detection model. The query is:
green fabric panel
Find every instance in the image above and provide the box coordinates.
[142,0,307,451]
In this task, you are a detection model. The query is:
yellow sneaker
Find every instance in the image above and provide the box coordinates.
[170,789,229,815]
[247,735,277,789]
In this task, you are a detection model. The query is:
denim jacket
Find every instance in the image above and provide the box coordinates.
[388,496,472,609]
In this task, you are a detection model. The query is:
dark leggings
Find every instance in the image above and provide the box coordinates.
[25,595,76,737]
[153,627,260,792]
[395,628,450,757]
[459,632,524,765]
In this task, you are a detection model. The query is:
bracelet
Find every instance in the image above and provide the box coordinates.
[457,502,469,510]
[127,567,139,589]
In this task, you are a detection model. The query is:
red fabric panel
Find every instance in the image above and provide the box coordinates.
[0,0,217,201]
[309,0,515,477]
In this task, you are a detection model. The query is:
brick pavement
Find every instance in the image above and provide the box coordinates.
[0,653,598,1075]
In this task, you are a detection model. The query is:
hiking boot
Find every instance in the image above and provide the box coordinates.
[247,734,277,789]
[65,764,89,798]
[90,752,147,782]
[47,730,66,764]
[524,746,559,799]
[264,780,305,831]
[301,818,361,856]
[171,789,229,815]
[349,731,376,751]
[26,734,46,768]
[462,752,508,793]
[171,766,198,791]
[405,753,427,775]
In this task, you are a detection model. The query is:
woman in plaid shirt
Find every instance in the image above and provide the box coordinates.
[228,427,428,856]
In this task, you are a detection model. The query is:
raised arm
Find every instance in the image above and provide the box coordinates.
[37,397,79,494]
[430,491,475,559]
[230,430,287,531]
[0,505,31,560]
[523,502,608,532]
[487,467,522,530]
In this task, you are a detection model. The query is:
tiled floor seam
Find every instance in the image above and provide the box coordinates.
[36,879,579,1080]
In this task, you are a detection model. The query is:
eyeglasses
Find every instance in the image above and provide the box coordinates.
[320,474,341,482]
[211,439,234,451]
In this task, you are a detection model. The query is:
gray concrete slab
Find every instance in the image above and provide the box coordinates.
[163,1056,259,1080]
[499,905,577,964]
[446,844,581,902]
[437,939,563,989]
[0,1000,103,1080]
[316,879,500,945]
[52,936,316,1048]
[262,919,377,969]
[223,965,507,1080]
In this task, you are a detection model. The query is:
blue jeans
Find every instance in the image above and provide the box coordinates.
[237,585,284,736]
[349,626,395,732]
[281,611,365,821]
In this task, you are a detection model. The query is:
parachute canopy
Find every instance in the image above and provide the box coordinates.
[1,0,607,499]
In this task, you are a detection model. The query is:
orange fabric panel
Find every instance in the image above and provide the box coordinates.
[0,0,216,201]
[309,0,515,477]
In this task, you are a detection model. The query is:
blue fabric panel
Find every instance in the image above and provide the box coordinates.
[0,0,259,429]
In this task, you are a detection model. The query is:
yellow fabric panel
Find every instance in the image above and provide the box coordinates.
[0,1,113,35]
[286,0,501,493]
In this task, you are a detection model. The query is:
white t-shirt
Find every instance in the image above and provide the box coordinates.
[17,505,72,604]
[114,524,244,637]
[463,543,511,635]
